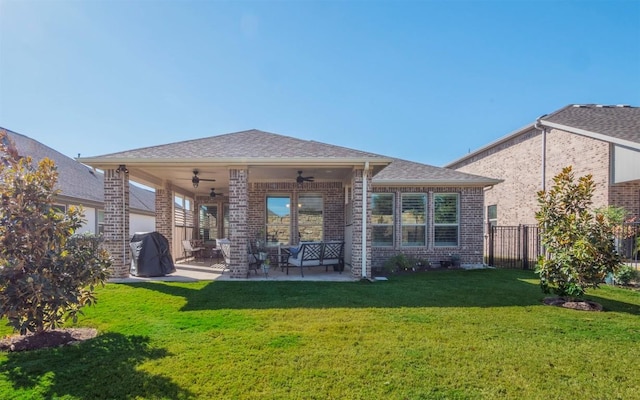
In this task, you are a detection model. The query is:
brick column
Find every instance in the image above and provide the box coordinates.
[229,168,249,278]
[350,167,372,279]
[155,183,174,258]
[104,166,130,278]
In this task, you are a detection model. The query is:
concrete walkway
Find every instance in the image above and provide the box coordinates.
[109,260,357,283]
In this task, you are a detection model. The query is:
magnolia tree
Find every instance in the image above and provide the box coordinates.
[535,166,621,298]
[0,131,111,335]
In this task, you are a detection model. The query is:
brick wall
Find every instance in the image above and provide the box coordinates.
[350,167,372,279]
[155,184,174,257]
[229,168,249,278]
[610,181,640,219]
[103,168,130,278]
[371,186,484,269]
[453,127,611,226]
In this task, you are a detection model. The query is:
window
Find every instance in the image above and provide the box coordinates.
[487,205,497,227]
[372,193,394,246]
[266,195,291,245]
[402,194,426,246]
[223,204,229,239]
[434,193,459,246]
[97,210,105,235]
[298,194,323,242]
[199,205,218,242]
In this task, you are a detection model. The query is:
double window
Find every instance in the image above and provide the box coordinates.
[372,192,459,247]
[266,194,323,245]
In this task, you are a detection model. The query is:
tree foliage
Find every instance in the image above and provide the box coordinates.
[535,166,621,298]
[0,131,111,335]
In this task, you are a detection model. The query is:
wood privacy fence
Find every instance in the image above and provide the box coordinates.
[486,222,640,270]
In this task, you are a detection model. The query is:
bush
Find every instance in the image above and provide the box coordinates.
[535,166,622,298]
[0,131,111,334]
[614,265,638,286]
[382,254,413,274]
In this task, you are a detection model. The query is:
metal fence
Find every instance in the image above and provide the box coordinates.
[485,225,541,270]
[486,222,640,270]
[614,222,640,268]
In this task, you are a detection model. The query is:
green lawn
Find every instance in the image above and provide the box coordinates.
[1,269,639,399]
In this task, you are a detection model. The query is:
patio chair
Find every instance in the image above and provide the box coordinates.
[247,242,260,276]
[216,238,231,274]
[182,240,204,261]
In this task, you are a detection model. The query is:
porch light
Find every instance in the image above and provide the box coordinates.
[115,165,128,174]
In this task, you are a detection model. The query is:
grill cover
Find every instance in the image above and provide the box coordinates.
[130,232,176,277]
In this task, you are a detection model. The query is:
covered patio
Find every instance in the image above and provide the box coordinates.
[80,129,393,280]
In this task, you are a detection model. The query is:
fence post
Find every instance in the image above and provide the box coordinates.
[522,225,529,270]
[488,223,494,266]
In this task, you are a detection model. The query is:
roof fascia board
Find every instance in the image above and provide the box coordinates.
[444,123,536,168]
[373,179,503,187]
[78,157,394,169]
[540,120,640,150]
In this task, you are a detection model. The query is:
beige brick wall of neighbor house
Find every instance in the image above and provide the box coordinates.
[610,181,640,220]
[454,128,611,226]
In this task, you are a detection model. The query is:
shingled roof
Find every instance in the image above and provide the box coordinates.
[541,104,640,145]
[2,128,155,213]
[90,129,389,161]
[446,103,640,168]
[374,158,501,186]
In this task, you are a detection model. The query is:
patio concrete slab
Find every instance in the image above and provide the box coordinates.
[109,260,357,283]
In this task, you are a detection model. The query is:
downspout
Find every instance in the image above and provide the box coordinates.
[361,162,369,278]
[534,115,548,192]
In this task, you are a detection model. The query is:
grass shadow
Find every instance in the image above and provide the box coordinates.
[0,332,193,399]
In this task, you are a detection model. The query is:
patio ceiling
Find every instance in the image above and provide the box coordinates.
[124,163,360,197]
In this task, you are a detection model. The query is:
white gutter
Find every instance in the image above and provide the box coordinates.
[534,115,547,192]
[361,162,369,279]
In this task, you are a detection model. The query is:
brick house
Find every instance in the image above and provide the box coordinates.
[78,129,499,279]
[446,104,640,227]
[2,128,156,234]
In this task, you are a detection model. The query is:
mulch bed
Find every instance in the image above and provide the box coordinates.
[0,328,98,352]
[543,297,603,311]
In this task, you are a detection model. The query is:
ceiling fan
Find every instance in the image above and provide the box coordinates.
[209,188,223,198]
[191,169,216,188]
[296,170,314,184]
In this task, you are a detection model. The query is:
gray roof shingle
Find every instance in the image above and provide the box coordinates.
[2,128,155,213]
[542,104,640,144]
[374,158,501,185]
[92,129,390,160]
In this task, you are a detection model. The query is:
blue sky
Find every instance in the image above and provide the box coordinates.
[1,0,638,167]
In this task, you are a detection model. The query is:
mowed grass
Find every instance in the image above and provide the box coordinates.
[0,269,639,399]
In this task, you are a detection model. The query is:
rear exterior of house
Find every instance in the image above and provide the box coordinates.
[79,129,500,279]
[447,104,640,227]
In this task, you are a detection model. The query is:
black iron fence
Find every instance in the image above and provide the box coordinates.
[486,222,640,270]
[614,222,640,267]
[486,225,541,270]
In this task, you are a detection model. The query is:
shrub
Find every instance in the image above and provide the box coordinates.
[382,254,413,274]
[0,131,111,334]
[614,265,638,286]
[535,166,622,299]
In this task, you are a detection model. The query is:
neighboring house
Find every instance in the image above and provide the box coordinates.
[446,104,640,227]
[2,128,156,235]
[79,129,500,279]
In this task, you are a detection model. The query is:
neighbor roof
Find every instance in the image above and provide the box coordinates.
[542,104,640,145]
[2,128,155,213]
[446,104,640,168]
